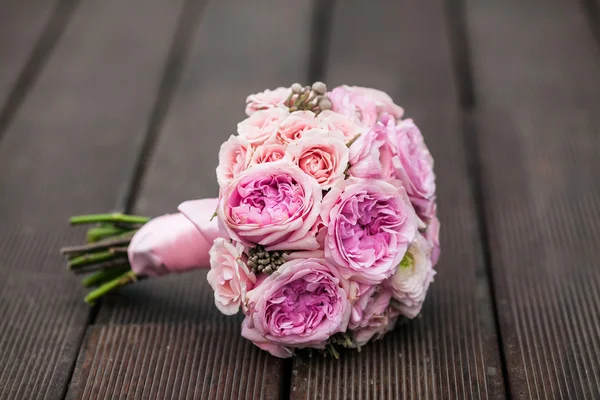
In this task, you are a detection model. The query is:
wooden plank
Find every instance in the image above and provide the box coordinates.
[0,0,187,397]
[477,109,600,398]
[0,0,61,117]
[466,0,600,397]
[0,0,185,227]
[290,1,506,398]
[465,0,600,108]
[66,322,283,400]
[70,1,314,398]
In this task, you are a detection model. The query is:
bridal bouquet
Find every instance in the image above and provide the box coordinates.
[61,82,440,358]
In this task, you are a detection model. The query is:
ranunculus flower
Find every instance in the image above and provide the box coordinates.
[350,287,393,347]
[317,110,364,143]
[242,258,351,356]
[347,86,405,120]
[328,85,378,128]
[387,234,435,318]
[216,135,251,187]
[276,111,317,143]
[218,160,322,250]
[320,178,418,284]
[249,142,288,165]
[287,129,349,189]
[245,87,290,116]
[348,118,395,179]
[389,119,436,218]
[207,238,256,315]
[237,108,289,146]
[425,214,440,266]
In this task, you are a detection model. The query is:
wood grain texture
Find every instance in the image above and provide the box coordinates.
[0,0,187,398]
[69,0,313,398]
[0,0,59,113]
[465,0,600,108]
[466,0,600,397]
[476,109,600,399]
[0,228,88,400]
[0,0,186,228]
[290,1,506,398]
[66,322,282,400]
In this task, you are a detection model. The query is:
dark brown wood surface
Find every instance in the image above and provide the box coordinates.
[466,0,600,397]
[0,0,188,398]
[0,0,599,399]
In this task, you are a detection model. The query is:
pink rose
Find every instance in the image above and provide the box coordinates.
[218,160,322,250]
[242,317,294,358]
[350,287,393,347]
[237,108,289,146]
[390,119,436,217]
[245,87,290,116]
[242,258,351,356]
[207,238,256,315]
[329,85,378,128]
[276,111,317,144]
[249,142,288,165]
[348,86,405,120]
[348,282,392,330]
[321,178,418,284]
[425,215,440,266]
[287,129,349,189]
[216,135,251,187]
[317,110,364,143]
[387,234,435,318]
[347,119,395,179]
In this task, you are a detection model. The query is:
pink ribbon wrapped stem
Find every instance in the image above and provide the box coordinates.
[128,198,222,277]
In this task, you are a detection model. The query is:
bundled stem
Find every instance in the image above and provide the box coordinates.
[70,213,150,226]
[61,213,150,304]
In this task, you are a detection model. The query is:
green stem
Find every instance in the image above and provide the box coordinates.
[61,235,134,255]
[85,270,138,304]
[68,250,117,268]
[71,258,129,275]
[86,226,126,243]
[82,267,131,287]
[70,213,150,226]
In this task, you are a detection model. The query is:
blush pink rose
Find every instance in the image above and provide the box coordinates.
[348,86,405,120]
[321,178,418,284]
[242,258,351,356]
[216,135,251,187]
[241,317,294,358]
[237,108,289,146]
[329,85,378,128]
[390,119,436,218]
[249,142,288,165]
[276,111,317,143]
[317,110,364,143]
[287,129,349,189]
[350,287,393,347]
[386,234,435,318]
[245,87,290,116]
[207,238,256,315]
[218,160,322,251]
[347,119,395,179]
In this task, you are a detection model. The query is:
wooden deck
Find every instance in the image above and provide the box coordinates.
[1,0,599,398]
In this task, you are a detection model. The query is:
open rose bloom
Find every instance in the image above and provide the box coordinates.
[62,82,439,359]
